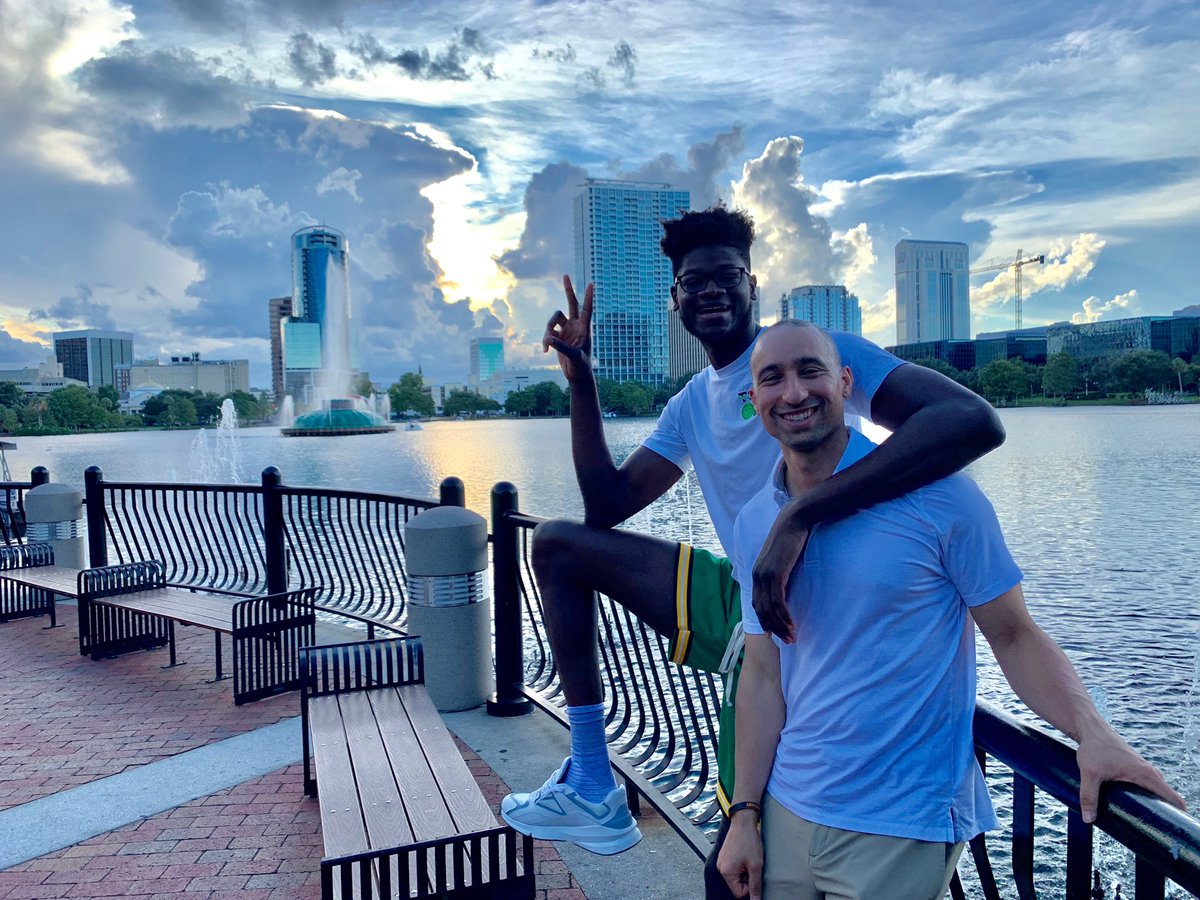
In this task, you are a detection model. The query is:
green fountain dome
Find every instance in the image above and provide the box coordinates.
[282,398,395,437]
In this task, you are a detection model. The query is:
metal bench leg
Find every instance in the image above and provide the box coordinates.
[206,632,229,683]
[45,592,60,629]
[160,620,186,669]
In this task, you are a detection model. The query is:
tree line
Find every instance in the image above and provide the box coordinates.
[0,384,273,434]
[912,350,1199,404]
[386,372,697,419]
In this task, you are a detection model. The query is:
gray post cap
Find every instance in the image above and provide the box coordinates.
[405,506,487,576]
[25,483,84,524]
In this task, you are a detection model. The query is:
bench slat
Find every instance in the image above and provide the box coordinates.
[369,687,462,843]
[399,685,498,835]
[101,589,235,632]
[337,692,415,847]
[309,695,370,859]
[0,566,81,596]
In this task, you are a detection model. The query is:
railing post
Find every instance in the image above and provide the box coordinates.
[262,467,287,595]
[439,476,465,507]
[487,481,531,717]
[84,466,107,567]
[30,467,49,487]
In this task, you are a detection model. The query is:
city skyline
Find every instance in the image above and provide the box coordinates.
[1,1,1197,388]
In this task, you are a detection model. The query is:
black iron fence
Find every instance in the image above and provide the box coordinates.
[487,483,1200,899]
[82,466,465,634]
[0,467,48,546]
[6,463,1198,896]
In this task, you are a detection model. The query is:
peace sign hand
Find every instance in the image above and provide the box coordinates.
[542,275,595,382]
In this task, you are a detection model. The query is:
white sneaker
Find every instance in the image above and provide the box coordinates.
[500,757,642,856]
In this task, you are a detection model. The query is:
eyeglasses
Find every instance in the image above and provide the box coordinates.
[674,267,748,293]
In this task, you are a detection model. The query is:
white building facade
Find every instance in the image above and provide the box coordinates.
[574,179,690,384]
[780,285,862,335]
[894,240,970,343]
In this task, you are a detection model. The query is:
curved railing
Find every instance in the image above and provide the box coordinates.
[83,466,461,632]
[487,484,1200,897]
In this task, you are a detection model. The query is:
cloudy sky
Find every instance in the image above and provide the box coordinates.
[2,0,1197,387]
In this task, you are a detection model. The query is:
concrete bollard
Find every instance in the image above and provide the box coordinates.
[24,483,86,570]
[404,505,492,712]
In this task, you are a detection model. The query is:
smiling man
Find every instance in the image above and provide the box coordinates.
[501,206,1006,894]
[717,320,1184,900]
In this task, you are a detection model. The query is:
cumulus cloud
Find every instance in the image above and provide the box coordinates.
[495,162,589,280]
[1071,289,1137,324]
[627,127,745,210]
[353,28,497,82]
[532,44,576,64]
[287,32,337,86]
[973,233,1107,316]
[607,41,636,84]
[75,44,253,129]
[29,284,117,330]
[0,326,51,368]
[316,166,362,202]
[733,136,875,299]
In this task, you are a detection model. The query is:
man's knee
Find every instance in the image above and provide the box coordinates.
[530,518,589,578]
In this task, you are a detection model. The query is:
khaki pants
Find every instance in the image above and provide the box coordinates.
[761,793,964,900]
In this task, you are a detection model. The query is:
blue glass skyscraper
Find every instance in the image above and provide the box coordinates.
[283,226,356,404]
[574,179,690,384]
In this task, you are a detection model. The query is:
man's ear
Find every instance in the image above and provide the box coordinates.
[670,285,680,311]
[749,273,758,299]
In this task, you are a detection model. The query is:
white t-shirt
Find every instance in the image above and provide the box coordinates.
[641,330,903,557]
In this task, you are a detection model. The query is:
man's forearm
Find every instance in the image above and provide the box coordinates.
[989,623,1109,744]
[791,396,1003,527]
[731,661,785,807]
[566,370,629,527]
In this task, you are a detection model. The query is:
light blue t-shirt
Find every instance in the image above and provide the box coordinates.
[733,429,1022,843]
[642,330,903,557]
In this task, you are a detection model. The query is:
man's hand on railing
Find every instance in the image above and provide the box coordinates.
[1077,724,1187,823]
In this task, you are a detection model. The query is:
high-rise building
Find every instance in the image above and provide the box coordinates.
[114,353,250,395]
[53,329,134,388]
[574,179,690,384]
[268,296,292,402]
[469,337,504,384]
[668,309,708,381]
[283,226,357,405]
[894,240,970,343]
[780,285,862,335]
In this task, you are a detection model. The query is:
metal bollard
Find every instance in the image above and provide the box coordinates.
[404,505,492,712]
[24,483,86,570]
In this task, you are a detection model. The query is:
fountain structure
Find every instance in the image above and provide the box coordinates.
[280,226,394,437]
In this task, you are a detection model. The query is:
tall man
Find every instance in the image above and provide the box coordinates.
[501,207,1004,888]
[717,320,1184,899]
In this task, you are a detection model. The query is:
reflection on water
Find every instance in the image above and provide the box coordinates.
[12,405,1199,892]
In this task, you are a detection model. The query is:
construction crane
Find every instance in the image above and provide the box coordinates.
[970,249,1045,330]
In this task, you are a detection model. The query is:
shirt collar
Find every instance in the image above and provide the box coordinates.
[771,428,876,506]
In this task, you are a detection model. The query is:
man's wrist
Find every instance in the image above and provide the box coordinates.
[727,800,762,823]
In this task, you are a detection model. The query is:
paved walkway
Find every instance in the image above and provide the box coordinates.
[0,603,592,899]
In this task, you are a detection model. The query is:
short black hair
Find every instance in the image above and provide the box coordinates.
[754,319,843,370]
[660,205,755,275]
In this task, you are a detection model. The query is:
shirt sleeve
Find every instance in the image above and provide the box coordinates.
[640,381,691,469]
[826,330,905,420]
[923,475,1023,608]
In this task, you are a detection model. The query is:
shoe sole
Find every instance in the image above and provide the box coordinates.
[501,810,643,856]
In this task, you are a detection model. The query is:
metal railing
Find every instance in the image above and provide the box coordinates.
[83,466,464,634]
[487,484,1200,898]
[0,467,49,546]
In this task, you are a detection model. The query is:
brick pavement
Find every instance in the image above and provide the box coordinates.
[0,607,297,811]
[0,607,587,899]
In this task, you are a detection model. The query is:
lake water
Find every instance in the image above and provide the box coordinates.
[7,405,1199,892]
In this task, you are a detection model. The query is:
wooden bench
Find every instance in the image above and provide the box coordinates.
[0,543,78,627]
[300,637,534,900]
[79,561,318,705]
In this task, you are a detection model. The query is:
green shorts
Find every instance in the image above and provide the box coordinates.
[665,543,742,813]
